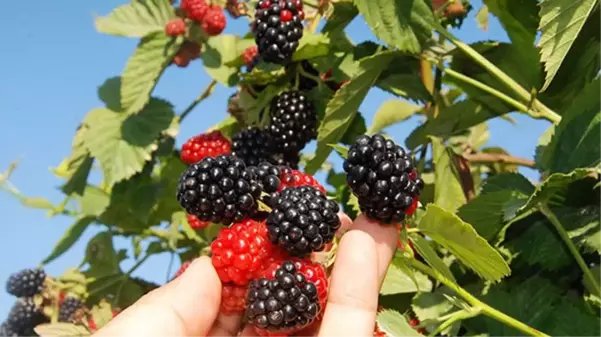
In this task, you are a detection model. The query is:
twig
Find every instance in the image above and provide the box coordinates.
[463,152,535,168]
[179,79,218,122]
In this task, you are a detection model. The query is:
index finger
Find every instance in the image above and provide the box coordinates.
[318,215,397,336]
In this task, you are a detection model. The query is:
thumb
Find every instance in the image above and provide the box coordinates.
[94,257,222,337]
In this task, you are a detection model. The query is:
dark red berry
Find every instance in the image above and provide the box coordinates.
[181,130,231,164]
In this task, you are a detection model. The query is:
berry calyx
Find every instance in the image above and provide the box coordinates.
[211,219,282,286]
[202,6,227,36]
[6,268,46,298]
[187,214,210,229]
[176,155,264,225]
[181,130,232,165]
[182,0,209,22]
[266,186,341,257]
[268,90,317,153]
[246,260,327,336]
[343,135,423,224]
[165,18,187,36]
[253,0,304,64]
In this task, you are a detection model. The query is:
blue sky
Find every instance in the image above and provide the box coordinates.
[0,0,550,316]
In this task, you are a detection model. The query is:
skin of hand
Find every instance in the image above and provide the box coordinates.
[93,214,397,337]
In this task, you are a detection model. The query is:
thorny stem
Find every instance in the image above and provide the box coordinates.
[539,203,601,296]
[463,152,535,168]
[179,79,218,122]
[408,259,549,337]
[436,29,561,124]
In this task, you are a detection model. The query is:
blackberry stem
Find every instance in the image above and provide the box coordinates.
[539,203,601,297]
[408,259,549,337]
[179,79,218,122]
[428,308,481,337]
[435,28,561,124]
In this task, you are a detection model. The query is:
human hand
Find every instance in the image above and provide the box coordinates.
[92,214,397,337]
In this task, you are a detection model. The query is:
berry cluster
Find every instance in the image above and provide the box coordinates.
[253,0,304,64]
[343,135,424,224]
[2,269,49,337]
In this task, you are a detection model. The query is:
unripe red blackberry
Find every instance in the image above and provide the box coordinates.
[181,130,231,164]
[182,0,209,22]
[202,5,227,36]
[253,0,304,64]
[174,261,192,279]
[211,219,281,286]
[6,298,48,335]
[165,18,187,36]
[246,260,327,336]
[6,268,46,298]
[58,296,83,323]
[343,135,424,224]
[176,155,264,225]
[279,168,325,194]
[187,214,210,229]
[243,46,259,67]
[266,186,340,257]
[221,283,248,314]
[268,90,317,153]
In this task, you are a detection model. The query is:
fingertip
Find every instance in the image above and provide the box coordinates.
[336,212,353,238]
[351,215,398,282]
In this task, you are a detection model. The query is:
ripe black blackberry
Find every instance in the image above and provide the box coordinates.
[231,127,276,167]
[343,135,424,224]
[270,151,300,169]
[268,90,317,153]
[0,322,18,337]
[58,296,83,323]
[253,0,304,64]
[266,186,340,257]
[6,298,48,336]
[176,155,263,225]
[246,261,321,334]
[6,268,46,298]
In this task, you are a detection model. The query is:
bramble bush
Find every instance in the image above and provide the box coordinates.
[0,0,599,336]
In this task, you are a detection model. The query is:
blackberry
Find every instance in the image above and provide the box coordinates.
[268,90,317,153]
[58,297,83,323]
[343,135,424,224]
[6,298,48,335]
[271,151,300,170]
[231,127,276,167]
[266,186,340,257]
[253,0,304,64]
[176,155,264,225]
[6,268,46,298]
[246,261,322,334]
[0,322,18,337]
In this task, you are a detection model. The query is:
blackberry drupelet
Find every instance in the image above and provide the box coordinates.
[248,162,284,205]
[253,0,304,64]
[268,90,317,153]
[0,322,18,337]
[246,261,323,335]
[58,296,82,323]
[343,134,424,224]
[6,298,48,336]
[231,127,276,167]
[266,186,340,257]
[176,155,263,225]
[6,268,46,298]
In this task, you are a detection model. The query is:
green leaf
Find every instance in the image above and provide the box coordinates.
[418,204,511,282]
[98,77,122,110]
[457,190,528,241]
[202,34,241,86]
[322,2,359,33]
[547,300,601,336]
[353,0,436,53]
[381,259,433,295]
[518,168,599,213]
[412,287,461,336]
[121,32,182,114]
[79,186,110,216]
[61,155,94,196]
[240,84,284,126]
[480,172,535,195]
[20,197,55,210]
[84,99,175,185]
[368,99,420,135]
[305,51,394,175]
[35,323,91,337]
[410,234,456,283]
[538,0,599,90]
[340,112,367,145]
[90,300,115,330]
[178,211,204,244]
[208,116,240,139]
[485,0,538,54]
[431,137,466,213]
[41,217,94,265]
[85,232,122,278]
[377,309,421,337]
[328,144,349,159]
[94,0,175,38]
[292,32,331,61]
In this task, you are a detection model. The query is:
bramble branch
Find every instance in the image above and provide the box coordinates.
[463,152,536,168]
